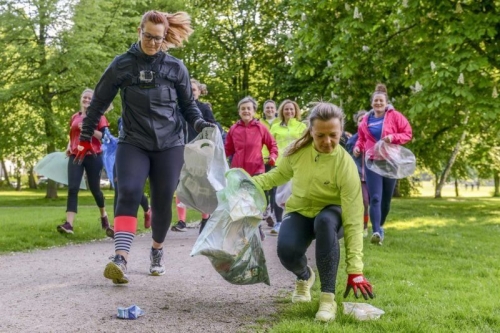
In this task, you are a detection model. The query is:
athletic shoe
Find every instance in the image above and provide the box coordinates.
[104,254,129,284]
[380,227,385,240]
[363,228,369,238]
[199,217,209,234]
[371,232,382,245]
[171,220,187,232]
[144,208,152,229]
[292,266,315,303]
[149,248,166,276]
[258,225,266,241]
[315,292,337,322]
[57,221,73,234]
[270,222,281,236]
[265,215,275,228]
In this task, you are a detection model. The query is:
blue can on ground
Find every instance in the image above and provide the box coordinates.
[117,305,145,319]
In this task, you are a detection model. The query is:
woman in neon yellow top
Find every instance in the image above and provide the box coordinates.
[268,100,307,234]
[260,100,279,227]
[253,102,374,322]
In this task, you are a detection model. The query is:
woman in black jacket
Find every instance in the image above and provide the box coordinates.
[76,10,214,284]
[172,78,216,233]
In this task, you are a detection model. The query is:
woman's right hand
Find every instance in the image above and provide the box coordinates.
[353,147,360,157]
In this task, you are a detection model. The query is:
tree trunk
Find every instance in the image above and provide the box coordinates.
[435,112,469,198]
[494,171,500,197]
[455,179,459,197]
[28,166,37,189]
[393,179,401,197]
[1,158,11,185]
[46,179,58,199]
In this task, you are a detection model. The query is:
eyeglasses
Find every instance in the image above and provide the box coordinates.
[141,30,164,44]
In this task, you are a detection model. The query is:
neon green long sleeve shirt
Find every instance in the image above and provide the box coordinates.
[253,143,365,274]
[270,118,307,166]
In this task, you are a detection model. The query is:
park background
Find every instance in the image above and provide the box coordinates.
[0,0,499,199]
[0,1,499,331]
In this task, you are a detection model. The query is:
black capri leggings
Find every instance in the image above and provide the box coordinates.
[67,154,105,213]
[277,205,343,293]
[114,143,184,243]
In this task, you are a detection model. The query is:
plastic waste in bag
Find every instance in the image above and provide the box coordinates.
[101,128,118,187]
[365,141,416,179]
[177,127,229,214]
[343,302,385,320]
[191,168,270,285]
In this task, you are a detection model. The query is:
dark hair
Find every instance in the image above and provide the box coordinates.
[285,102,344,156]
[139,11,193,50]
[353,110,367,123]
[371,83,389,103]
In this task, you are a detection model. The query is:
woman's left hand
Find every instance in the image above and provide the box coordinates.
[382,135,392,143]
[344,274,375,300]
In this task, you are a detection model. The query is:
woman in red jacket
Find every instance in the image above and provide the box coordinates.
[225,96,278,240]
[353,84,412,245]
[57,88,113,237]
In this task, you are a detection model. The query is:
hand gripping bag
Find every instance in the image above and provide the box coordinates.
[177,127,229,214]
[365,141,416,179]
[191,168,270,285]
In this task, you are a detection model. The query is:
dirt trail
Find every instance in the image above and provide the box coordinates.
[0,224,315,333]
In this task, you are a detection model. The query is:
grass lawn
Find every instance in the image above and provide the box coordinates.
[1,185,499,331]
[0,188,202,253]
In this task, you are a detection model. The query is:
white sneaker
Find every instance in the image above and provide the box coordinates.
[270,222,281,235]
[292,266,315,303]
[315,292,337,322]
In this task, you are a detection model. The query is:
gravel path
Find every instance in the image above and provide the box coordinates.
[0,223,315,333]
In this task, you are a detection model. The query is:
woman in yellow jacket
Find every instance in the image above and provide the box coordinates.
[260,100,279,225]
[253,102,374,322]
[268,100,307,235]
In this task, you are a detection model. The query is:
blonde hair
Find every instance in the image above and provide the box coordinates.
[190,78,208,96]
[277,99,301,124]
[139,10,193,50]
[285,102,344,157]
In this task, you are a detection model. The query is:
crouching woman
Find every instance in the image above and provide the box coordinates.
[253,102,374,322]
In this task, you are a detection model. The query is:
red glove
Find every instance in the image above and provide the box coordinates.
[74,141,95,164]
[344,274,374,300]
[268,157,276,167]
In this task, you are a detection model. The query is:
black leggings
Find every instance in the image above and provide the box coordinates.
[264,164,276,209]
[113,164,149,214]
[277,205,343,293]
[67,154,105,213]
[114,143,184,243]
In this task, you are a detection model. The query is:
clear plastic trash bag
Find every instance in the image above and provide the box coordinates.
[365,141,416,179]
[275,181,292,208]
[191,168,270,285]
[101,128,118,187]
[343,302,385,320]
[177,127,229,214]
[34,152,86,189]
